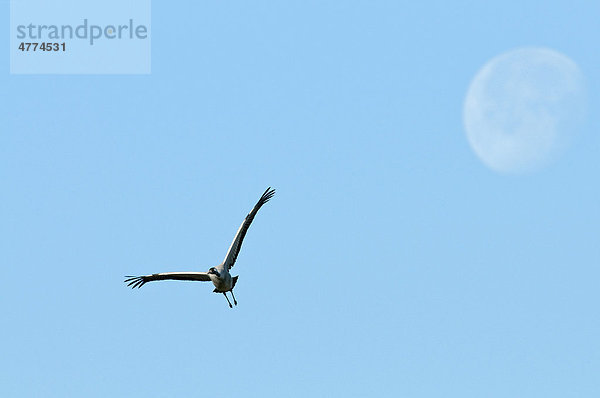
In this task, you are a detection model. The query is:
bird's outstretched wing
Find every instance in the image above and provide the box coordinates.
[124,272,211,289]
[222,187,275,270]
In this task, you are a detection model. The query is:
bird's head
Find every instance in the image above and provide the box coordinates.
[208,267,221,278]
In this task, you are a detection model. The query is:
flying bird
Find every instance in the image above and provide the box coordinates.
[124,187,275,308]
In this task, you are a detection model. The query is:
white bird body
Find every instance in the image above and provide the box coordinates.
[209,269,233,292]
[125,187,275,308]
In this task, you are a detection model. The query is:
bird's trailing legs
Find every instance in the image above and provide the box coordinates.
[223,292,233,308]
[230,290,238,306]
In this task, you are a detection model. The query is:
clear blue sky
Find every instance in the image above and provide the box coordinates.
[1,1,599,397]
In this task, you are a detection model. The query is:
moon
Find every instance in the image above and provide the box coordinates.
[463,47,586,173]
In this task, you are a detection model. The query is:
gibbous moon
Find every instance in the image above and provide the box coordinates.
[463,48,585,173]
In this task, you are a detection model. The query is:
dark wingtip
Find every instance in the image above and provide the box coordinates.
[132,280,143,289]
[260,187,276,204]
[125,276,147,289]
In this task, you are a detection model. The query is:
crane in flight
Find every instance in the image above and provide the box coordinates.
[124,187,275,308]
